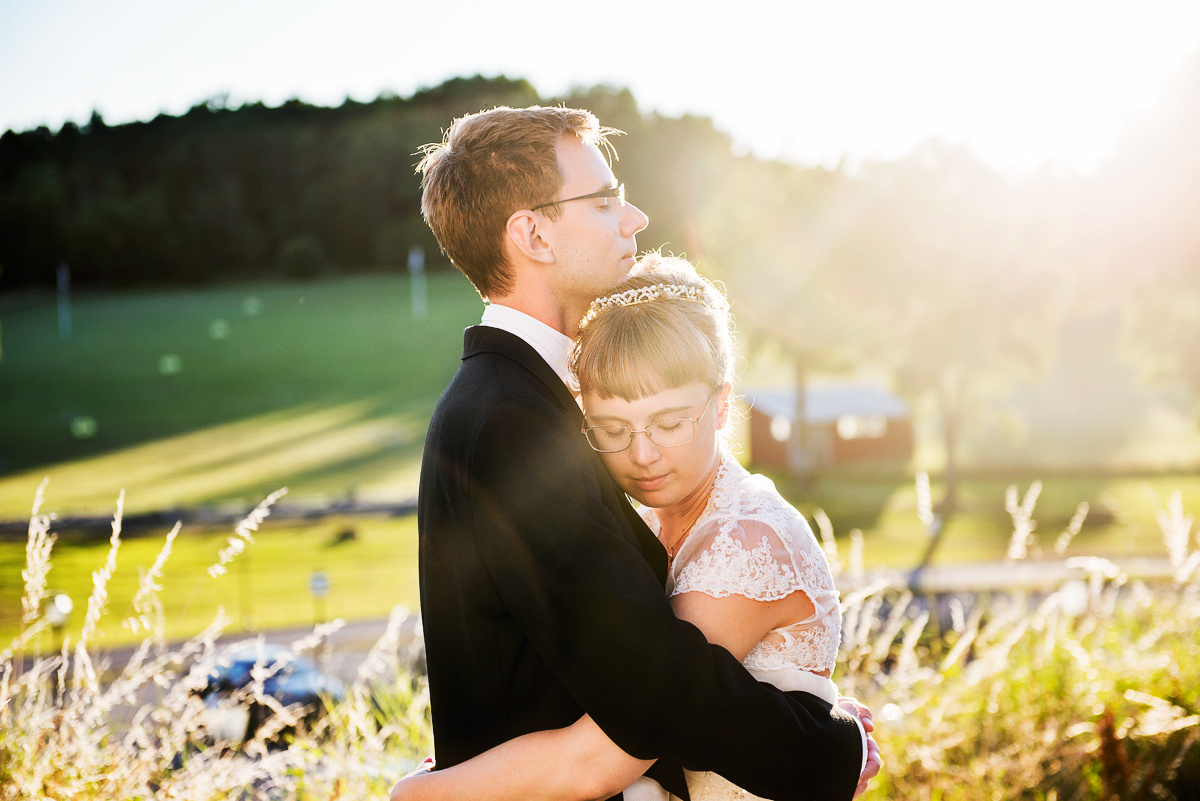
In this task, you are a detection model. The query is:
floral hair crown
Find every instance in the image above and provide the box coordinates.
[579,282,725,329]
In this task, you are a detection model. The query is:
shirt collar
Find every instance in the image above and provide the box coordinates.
[479,304,580,393]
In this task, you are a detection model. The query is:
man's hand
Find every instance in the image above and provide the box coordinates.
[835,696,874,733]
[836,697,882,798]
[854,734,882,798]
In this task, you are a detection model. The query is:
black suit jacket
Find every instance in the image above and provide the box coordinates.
[417,325,863,800]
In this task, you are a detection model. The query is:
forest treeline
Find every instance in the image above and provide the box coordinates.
[0,75,725,288]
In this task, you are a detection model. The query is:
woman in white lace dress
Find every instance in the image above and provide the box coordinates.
[392,257,874,801]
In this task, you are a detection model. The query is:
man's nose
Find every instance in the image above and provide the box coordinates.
[623,202,649,236]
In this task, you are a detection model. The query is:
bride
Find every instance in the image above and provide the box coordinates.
[392,256,879,801]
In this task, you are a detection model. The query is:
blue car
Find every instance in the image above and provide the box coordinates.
[199,642,346,746]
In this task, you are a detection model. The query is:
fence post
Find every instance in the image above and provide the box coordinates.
[57,263,72,342]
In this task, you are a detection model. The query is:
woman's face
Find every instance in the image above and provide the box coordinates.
[582,381,730,510]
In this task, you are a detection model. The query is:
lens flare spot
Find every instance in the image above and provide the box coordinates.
[159,354,183,375]
[70,415,97,439]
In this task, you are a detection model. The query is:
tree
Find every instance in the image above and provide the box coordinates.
[0,76,545,288]
[697,141,1068,580]
[695,155,894,477]
[1090,52,1200,399]
[861,143,1065,510]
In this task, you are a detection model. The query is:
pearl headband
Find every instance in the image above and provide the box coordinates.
[579,283,725,330]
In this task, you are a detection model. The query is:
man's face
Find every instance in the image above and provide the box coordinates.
[541,135,649,325]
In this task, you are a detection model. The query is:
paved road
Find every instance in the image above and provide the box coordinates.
[96,612,422,685]
[854,555,1175,594]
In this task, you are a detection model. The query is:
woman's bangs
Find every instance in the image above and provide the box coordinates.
[584,312,713,400]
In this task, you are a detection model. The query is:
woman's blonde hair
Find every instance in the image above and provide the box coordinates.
[571,255,734,400]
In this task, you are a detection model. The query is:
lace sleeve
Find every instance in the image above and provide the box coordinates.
[672,518,814,603]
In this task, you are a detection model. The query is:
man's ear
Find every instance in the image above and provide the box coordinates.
[506,210,555,264]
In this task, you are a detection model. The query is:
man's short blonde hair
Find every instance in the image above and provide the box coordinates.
[417,106,615,299]
[571,255,735,400]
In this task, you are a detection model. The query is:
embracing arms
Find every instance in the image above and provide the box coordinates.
[391,589,824,801]
[390,715,649,801]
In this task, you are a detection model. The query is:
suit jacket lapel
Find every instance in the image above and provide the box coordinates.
[462,326,669,587]
[463,325,582,424]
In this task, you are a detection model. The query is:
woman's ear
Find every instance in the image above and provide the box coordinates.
[506,209,555,264]
[715,383,733,428]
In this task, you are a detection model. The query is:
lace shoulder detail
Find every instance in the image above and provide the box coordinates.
[673,519,803,602]
[645,454,843,673]
[667,455,844,673]
[670,455,834,603]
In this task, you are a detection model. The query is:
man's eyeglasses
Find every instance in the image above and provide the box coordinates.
[532,184,625,212]
[583,393,714,453]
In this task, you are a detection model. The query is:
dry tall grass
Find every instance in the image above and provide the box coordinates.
[835,482,1200,800]
[4,477,1198,800]
[1,482,430,800]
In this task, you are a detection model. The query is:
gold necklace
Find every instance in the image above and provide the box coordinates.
[662,462,715,563]
[662,469,719,562]
[664,511,702,561]
[665,534,686,560]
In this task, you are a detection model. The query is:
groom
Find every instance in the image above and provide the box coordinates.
[415,105,874,800]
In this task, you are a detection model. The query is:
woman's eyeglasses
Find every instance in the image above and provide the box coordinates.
[583,393,714,453]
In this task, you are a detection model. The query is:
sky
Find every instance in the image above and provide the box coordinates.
[2,0,1199,174]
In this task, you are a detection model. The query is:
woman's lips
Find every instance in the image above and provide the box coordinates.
[631,474,667,492]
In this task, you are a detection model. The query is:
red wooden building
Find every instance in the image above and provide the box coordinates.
[744,384,913,470]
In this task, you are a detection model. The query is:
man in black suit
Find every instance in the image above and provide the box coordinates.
[414,106,875,800]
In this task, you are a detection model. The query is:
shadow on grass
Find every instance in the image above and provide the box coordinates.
[0,273,482,478]
[0,394,436,519]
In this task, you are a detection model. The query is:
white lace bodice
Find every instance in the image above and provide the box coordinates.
[640,452,842,675]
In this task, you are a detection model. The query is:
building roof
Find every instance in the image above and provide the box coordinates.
[743,384,909,424]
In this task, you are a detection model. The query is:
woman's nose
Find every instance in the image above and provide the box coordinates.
[627,430,659,465]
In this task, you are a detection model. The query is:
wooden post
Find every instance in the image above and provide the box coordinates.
[408,245,427,321]
[56,263,72,342]
[788,357,811,481]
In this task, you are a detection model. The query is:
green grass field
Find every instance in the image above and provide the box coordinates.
[0,513,420,651]
[771,467,1200,566]
[0,272,484,517]
[4,467,1196,649]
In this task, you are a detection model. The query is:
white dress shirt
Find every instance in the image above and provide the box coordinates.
[479,303,579,394]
